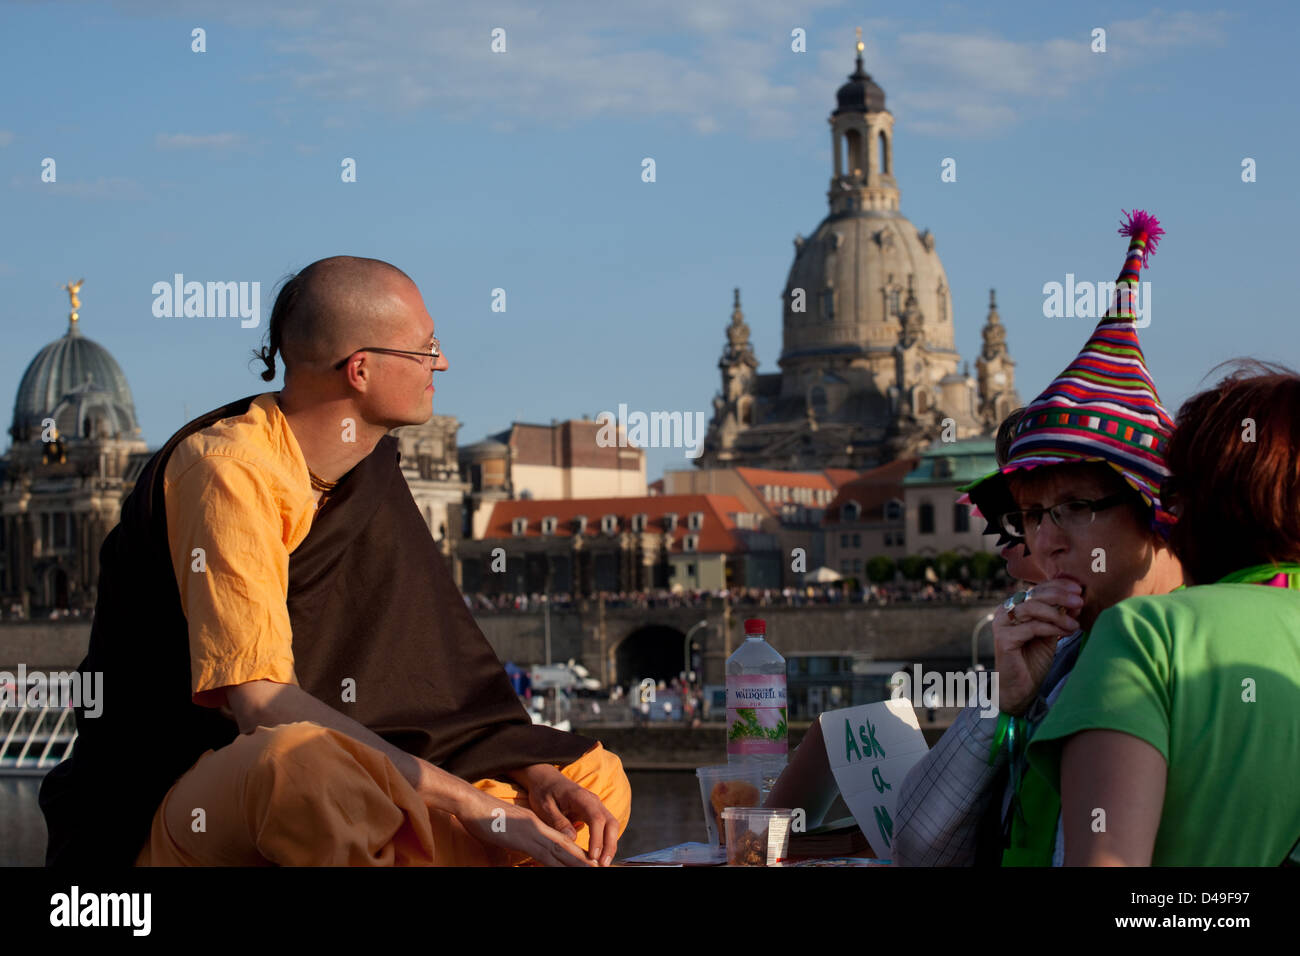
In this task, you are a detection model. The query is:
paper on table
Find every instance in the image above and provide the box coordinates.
[818,699,929,858]
[621,842,727,865]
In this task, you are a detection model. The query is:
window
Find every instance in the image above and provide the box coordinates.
[919,503,935,535]
[53,512,68,548]
[853,559,862,574]
[511,517,527,536]
[840,560,852,574]
[843,501,861,521]
[889,289,901,315]
[574,515,588,535]
[601,514,619,535]
[541,516,558,535]
[821,288,835,321]
[687,562,697,576]
[688,512,704,531]
[663,512,677,532]
[684,535,699,552]
[953,503,970,534]
[631,513,647,532]
[884,499,903,521]
[884,532,894,547]
[840,533,849,548]
[852,533,861,548]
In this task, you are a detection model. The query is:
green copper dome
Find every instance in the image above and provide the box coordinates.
[10,319,141,443]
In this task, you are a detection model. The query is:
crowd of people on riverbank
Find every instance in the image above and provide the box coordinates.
[464,580,1010,614]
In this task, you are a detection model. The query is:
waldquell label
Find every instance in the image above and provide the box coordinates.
[726,676,788,756]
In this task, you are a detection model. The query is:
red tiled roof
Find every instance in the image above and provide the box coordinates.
[482,493,751,553]
[823,457,919,524]
[734,467,837,492]
[824,468,861,489]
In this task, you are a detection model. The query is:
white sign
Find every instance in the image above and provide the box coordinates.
[529,665,577,690]
[818,699,929,858]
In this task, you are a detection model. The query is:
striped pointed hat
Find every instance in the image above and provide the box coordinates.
[959,210,1177,537]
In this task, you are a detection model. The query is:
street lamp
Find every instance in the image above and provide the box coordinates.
[971,610,995,669]
[684,620,707,684]
[544,557,553,667]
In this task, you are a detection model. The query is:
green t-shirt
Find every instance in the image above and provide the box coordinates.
[1026,582,1300,866]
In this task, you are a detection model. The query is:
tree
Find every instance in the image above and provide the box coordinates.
[866,555,896,583]
[968,551,995,581]
[900,555,930,581]
[936,550,962,581]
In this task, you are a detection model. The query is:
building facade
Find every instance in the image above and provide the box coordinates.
[459,493,780,597]
[700,42,1020,471]
[459,418,646,540]
[3,286,467,615]
[1,289,149,615]
[902,438,1000,557]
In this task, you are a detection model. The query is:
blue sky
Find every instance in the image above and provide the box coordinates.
[2,0,1296,482]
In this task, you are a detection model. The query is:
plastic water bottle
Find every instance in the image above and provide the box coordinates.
[726,618,788,767]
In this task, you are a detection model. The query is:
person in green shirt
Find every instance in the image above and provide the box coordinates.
[1028,360,1300,865]
[945,209,1186,867]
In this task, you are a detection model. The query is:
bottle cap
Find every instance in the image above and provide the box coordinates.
[743,618,766,635]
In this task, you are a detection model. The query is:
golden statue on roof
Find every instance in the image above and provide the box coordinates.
[62,278,85,325]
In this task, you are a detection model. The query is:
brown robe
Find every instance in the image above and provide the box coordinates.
[40,394,596,866]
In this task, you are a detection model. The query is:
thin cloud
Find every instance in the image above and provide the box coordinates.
[845,10,1232,137]
[154,132,247,149]
[9,175,149,200]
[0,130,14,148]
[110,2,1233,140]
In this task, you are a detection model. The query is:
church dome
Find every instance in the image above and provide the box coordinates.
[782,213,955,365]
[835,53,886,115]
[11,320,141,443]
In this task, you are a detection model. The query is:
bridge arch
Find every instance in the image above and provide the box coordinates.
[612,624,689,689]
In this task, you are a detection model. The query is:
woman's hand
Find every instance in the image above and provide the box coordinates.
[994,579,1082,716]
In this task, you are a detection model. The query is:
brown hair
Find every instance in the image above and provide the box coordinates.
[1165,358,1300,585]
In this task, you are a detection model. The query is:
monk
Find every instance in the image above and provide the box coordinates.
[39,256,631,867]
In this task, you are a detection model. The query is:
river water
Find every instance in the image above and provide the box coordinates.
[0,770,701,867]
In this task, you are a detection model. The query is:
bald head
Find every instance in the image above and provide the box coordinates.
[255,256,415,381]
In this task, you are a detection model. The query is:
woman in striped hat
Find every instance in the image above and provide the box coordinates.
[1027,360,1300,865]
[947,210,1186,866]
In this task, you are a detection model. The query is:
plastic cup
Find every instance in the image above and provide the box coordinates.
[722,807,796,866]
[695,765,764,846]
[757,756,788,802]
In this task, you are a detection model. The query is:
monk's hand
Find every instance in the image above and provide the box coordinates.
[460,789,596,867]
[525,770,620,867]
[994,578,1082,717]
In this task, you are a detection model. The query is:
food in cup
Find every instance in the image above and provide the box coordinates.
[722,808,795,866]
[695,765,764,847]
[709,778,760,844]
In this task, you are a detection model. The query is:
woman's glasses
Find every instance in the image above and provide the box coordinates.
[999,492,1129,538]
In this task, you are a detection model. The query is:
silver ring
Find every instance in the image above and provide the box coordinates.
[1003,589,1031,624]
[1002,589,1030,612]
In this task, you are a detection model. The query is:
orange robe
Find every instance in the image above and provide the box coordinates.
[135,722,631,866]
